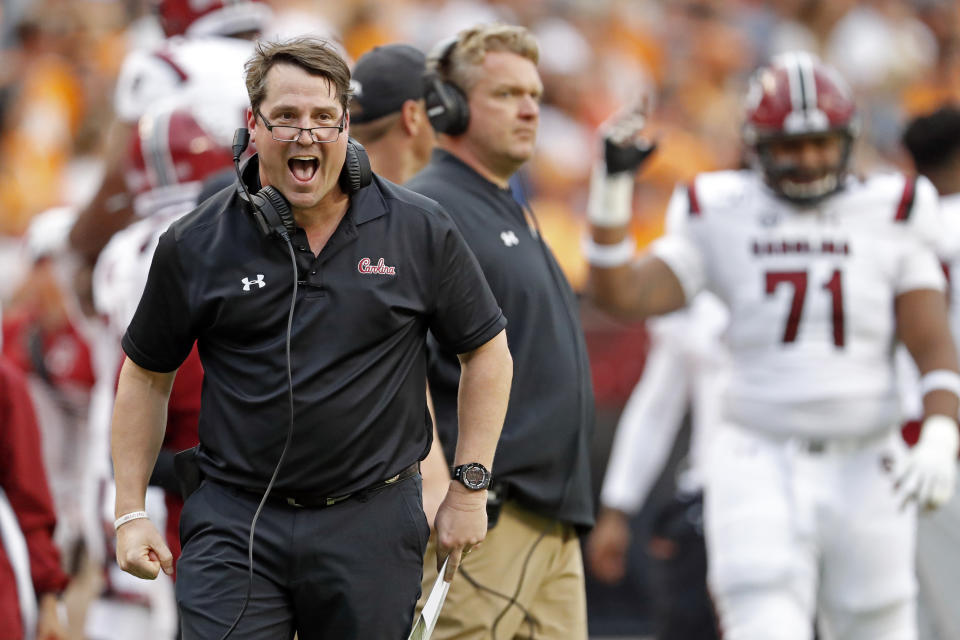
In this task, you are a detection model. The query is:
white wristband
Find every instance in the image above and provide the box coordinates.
[114,511,149,531]
[920,369,960,398]
[587,164,634,228]
[582,235,636,268]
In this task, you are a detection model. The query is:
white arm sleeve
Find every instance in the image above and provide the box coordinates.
[895,178,947,294]
[650,184,706,303]
[897,179,947,294]
[114,50,182,123]
[600,314,693,514]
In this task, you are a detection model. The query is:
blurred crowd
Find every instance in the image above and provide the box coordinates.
[0,0,959,637]
[1,0,958,278]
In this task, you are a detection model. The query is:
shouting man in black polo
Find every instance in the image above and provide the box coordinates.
[110,37,512,639]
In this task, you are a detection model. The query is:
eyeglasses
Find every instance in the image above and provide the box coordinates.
[257,110,344,143]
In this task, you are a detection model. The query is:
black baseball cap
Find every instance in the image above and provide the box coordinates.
[350,44,427,124]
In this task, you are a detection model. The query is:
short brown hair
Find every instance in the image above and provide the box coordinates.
[245,37,352,114]
[431,23,539,93]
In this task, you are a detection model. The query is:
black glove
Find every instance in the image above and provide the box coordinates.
[603,111,656,174]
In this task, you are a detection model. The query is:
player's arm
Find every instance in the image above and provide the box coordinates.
[587,231,687,320]
[68,119,136,265]
[583,110,689,320]
[111,357,177,579]
[434,329,512,581]
[895,284,960,510]
[898,289,960,419]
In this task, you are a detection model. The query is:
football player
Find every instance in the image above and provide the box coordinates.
[68,0,269,267]
[584,52,959,640]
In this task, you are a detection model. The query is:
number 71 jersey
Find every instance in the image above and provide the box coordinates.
[652,170,945,438]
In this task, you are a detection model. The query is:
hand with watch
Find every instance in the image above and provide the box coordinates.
[433,461,492,583]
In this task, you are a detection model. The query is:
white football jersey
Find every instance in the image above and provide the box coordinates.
[653,170,945,438]
[114,35,253,124]
[93,206,190,342]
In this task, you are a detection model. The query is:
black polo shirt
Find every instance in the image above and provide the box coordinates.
[122,158,506,496]
[407,150,595,530]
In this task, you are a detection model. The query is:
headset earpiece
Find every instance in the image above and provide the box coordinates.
[422,37,470,136]
[236,155,295,239]
[339,138,373,194]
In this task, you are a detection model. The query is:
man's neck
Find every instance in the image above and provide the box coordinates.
[439,139,515,189]
[367,135,416,185]
[291,190,349,256]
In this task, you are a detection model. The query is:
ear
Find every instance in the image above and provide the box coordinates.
[400,99,421,136]
[246,107,256,143]
[343,109,350,136]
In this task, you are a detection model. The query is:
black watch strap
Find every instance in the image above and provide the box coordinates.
[452,462,491,490]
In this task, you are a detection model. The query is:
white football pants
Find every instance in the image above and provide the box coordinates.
[704,422,917,640]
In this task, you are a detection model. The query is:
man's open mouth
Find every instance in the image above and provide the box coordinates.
[288,156,319,183]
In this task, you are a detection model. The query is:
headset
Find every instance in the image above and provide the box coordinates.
[422,36,471,136]
[216,128,372,640]
[231,127,373,240]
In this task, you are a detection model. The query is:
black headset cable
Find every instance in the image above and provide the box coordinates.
[218,226,298,640]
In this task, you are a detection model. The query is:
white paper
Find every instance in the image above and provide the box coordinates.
[408,558,451,640]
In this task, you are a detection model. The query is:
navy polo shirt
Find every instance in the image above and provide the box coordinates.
[407,150,596,530]
[122,161,506,496]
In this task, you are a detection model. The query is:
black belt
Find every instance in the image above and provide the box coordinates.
[241,462,419,509]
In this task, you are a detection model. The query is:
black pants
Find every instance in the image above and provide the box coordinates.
[648,490,719,640]
[175,474,430,639]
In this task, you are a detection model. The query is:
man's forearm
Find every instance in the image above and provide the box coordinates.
[454,330,512,468]
[111,358,176,517]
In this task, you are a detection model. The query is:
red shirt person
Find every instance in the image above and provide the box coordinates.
[0,356,69,640]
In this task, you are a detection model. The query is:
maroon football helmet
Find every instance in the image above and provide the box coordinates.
[154,0,271,38]
[125,103,236,216]
[743,52,859,204]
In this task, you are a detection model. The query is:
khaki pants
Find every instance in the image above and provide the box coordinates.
[417,502,587,640]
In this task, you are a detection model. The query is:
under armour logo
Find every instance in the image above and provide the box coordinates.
[241,274,265,291]
[500,231,519,247]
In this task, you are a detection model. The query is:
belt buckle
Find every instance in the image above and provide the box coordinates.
[286,497,304,508]
[383,473,401,485]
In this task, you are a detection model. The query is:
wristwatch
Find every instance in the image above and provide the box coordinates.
[452,463,491,490]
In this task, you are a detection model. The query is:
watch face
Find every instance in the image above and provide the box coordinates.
[461,464,488,489]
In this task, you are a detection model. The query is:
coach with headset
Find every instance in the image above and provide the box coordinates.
[408,24,595,638]
[109,37,513,639]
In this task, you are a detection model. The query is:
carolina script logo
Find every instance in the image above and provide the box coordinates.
[357,258,397,275]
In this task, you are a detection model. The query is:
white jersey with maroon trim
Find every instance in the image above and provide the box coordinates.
[93,207,188,342]
[114,35,253,124]
[653,170,945,438]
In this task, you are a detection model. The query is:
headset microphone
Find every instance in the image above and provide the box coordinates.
[233,127,250,161]
[232,128,292,241]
